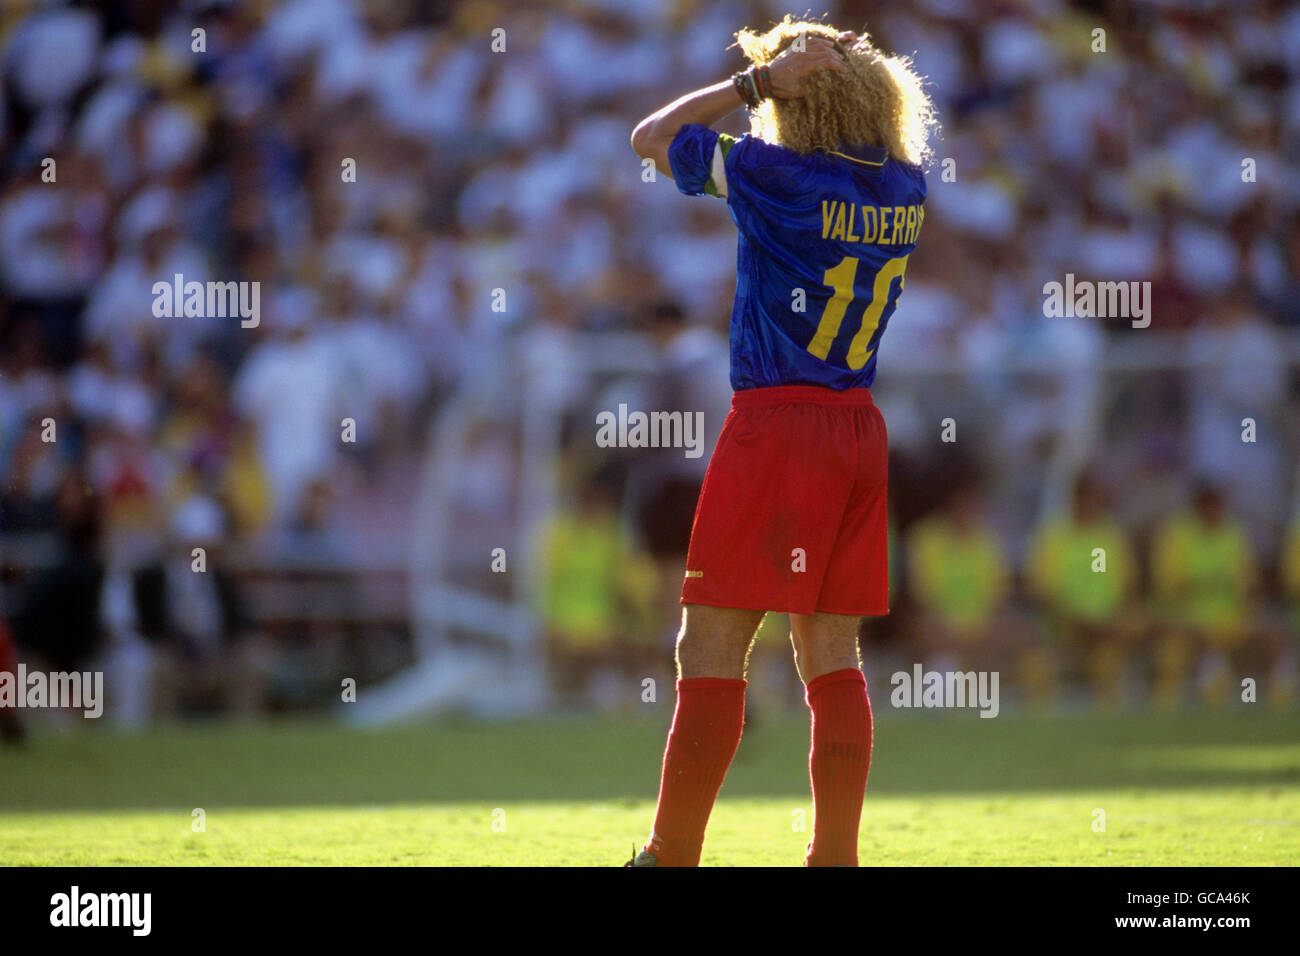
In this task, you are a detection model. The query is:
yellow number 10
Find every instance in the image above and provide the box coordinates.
[806,254,909,370]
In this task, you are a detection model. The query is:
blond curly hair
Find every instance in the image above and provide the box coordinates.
[735,16,937,167]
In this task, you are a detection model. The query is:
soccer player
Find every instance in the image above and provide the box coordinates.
[625,17,935,866]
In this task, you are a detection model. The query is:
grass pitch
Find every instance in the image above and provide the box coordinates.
[0,708,1296,865]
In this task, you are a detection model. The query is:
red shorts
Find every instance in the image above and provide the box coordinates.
[680,385,889,617]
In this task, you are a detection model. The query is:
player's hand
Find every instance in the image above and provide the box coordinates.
[766,36,848,99]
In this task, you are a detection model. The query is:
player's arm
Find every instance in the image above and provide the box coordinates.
[630,81,742,180]
[630,36,849,180]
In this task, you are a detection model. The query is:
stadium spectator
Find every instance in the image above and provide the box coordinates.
[10,471,106,699]
[1150,483,1263,707]
[159,352,273,536]
[129,494,271,719]
[1285,519,1300,630]
[905,485,1014,672]
[1277,518,1300,703]
[0,411,68,533]
[535,473,656,707]
[1027,474,1140,705]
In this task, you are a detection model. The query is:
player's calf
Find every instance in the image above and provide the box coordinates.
[791,613,871,866]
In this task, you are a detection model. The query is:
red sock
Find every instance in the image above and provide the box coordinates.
[805,668,873,867]
[646,677,746,866]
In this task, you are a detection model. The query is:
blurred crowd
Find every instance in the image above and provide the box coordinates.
[0,0,1297,725]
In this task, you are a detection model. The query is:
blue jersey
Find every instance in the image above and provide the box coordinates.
[668,123,926,391]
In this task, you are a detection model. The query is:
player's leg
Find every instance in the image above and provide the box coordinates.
[789,610,860,682]
[790,610,873,867]
[676,603,765,679]
[632,389,860,865]
[787,398,886,867]
[638,604,763,866]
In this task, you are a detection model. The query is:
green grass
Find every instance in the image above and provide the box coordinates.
[1,709,1297,865]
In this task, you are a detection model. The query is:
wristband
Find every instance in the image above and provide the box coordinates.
[731,67,765,109]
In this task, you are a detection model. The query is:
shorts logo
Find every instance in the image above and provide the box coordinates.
[684,570,704,578]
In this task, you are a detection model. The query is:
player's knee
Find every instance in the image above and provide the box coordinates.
[676,628,744,679]
[676,606,761,678]
[790,613,862,684]
[677,620,737,656]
